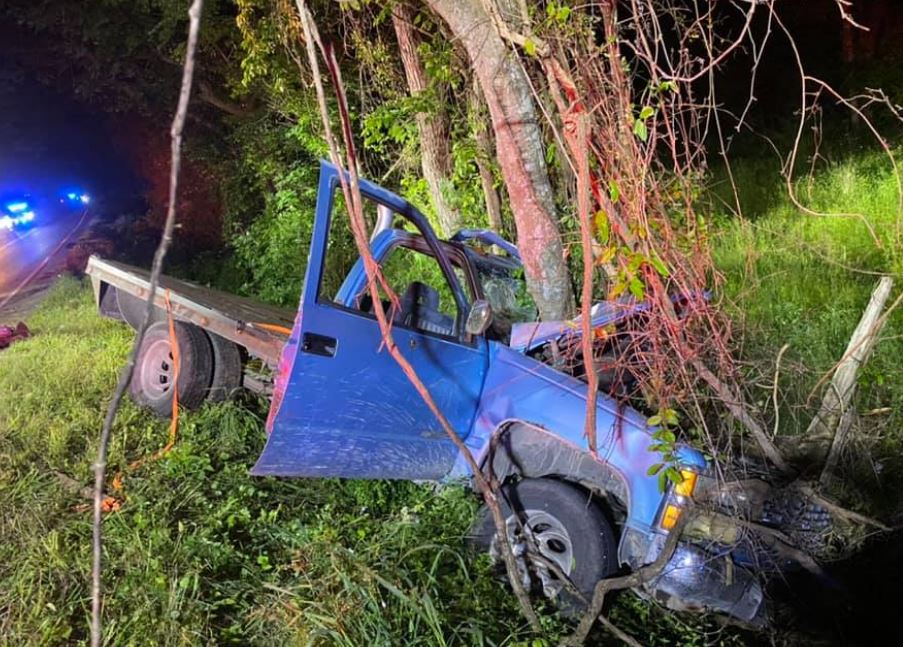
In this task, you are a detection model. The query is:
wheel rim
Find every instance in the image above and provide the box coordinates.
[489,509,575,599]
[139,338,175,399]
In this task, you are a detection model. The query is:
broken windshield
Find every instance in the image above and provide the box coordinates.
[471,256,538,339]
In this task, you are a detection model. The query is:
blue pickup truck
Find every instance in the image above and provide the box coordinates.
[89,162,800,625]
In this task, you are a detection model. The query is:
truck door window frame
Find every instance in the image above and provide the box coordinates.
[314,172,477,345]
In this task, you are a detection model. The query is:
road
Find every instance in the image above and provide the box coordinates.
[0,202,92,314]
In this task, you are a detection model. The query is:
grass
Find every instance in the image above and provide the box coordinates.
[712,149,903,510]
[0,279,733,645]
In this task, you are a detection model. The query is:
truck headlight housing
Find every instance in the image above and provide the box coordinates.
[659,468,699,530]
[673,469,698,498]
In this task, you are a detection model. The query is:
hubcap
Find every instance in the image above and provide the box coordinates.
[489,509,574,599]
[139,338,175,399]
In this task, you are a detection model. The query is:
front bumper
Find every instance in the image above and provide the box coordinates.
[621,528,764,623]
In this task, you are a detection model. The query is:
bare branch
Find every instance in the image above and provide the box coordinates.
[835,0,870,31]
[563,514,689,646]
[771,343,790,440]
[90,2,205,646]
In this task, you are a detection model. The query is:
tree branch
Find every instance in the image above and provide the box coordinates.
[90,2,204,646]
[564,514,689,646]
[197,80,258,117]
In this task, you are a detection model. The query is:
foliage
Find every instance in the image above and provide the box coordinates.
[222,119,322,306]
[1,0,242,115]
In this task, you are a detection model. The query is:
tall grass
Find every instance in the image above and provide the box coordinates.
[0,280,514,644]
[712,150,903,509]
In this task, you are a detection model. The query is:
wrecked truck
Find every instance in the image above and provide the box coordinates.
[87,161,822,625]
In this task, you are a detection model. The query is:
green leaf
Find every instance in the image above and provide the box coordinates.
[608,179,620,203]
[647,463,664,476]
[647,414,662,426]
[597,246,616,265]
[557,6,571,22]
[523,38,536,57]
[649,254,670,277]
[662,408,679,426]
[639,106,655,120]
[659,80,678,93]
[594,210,610,244]
[629,277,645,300]
[627,253,644,273]
[633,119,648,142]
[665,467,683,485]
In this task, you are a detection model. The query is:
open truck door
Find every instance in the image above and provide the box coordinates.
[252,162,489,480]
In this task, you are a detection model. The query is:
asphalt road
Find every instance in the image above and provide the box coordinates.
[0,203,92,313]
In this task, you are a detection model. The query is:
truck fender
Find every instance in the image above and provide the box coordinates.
[481,420,629,521]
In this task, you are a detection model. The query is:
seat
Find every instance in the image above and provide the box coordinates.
[399,281,454,336]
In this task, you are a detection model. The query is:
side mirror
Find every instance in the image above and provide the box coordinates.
[465,299,493,336]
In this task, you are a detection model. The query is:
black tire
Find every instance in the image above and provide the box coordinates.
[205,332,242,402]
[470,478,618,615]
[130,321,213,416]
[116,290,164,330]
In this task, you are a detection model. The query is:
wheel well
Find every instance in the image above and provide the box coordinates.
[482,421,629,526]
[98,283,124,321]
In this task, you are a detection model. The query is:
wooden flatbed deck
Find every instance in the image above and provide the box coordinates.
[86,256,295,367]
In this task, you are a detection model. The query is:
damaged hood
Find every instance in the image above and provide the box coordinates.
[509,291,710,353]
[509,300,648,353]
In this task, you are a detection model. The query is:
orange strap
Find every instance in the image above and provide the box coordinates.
[104,290,181,510]
[252,321,293,335]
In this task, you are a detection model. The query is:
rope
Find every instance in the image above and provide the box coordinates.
[97,309,286,513]
[101,290,181,512]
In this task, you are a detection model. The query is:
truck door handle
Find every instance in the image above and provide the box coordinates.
[301,332,337,357]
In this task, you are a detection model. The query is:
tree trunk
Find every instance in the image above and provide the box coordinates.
[468,79,504,234]
[424,0,574,320]
[391,5,460,237]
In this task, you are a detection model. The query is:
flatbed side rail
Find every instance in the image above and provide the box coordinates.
[86,255,293,367]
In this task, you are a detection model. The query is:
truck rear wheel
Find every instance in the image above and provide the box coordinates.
[469,478,618,616]
[130,321,213,416]
[205,332,242,402]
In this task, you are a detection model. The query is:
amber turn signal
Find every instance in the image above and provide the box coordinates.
[673,469,698,498]
[660,503,682,530]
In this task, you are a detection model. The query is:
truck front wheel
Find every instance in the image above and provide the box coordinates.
[130,321,213,416]
[469,478,618,616]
